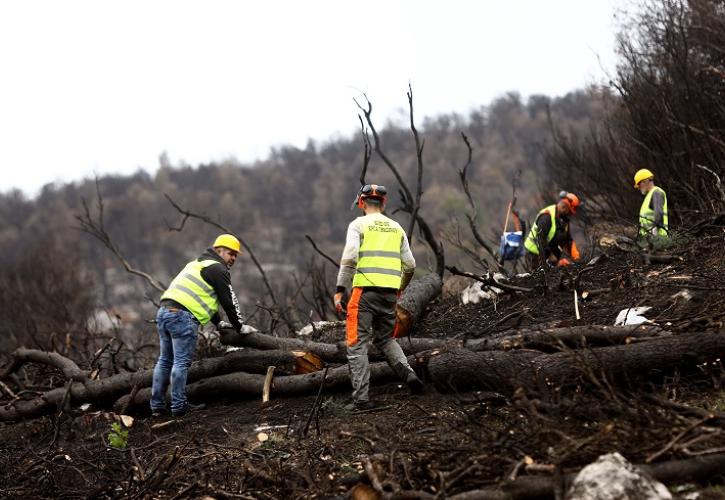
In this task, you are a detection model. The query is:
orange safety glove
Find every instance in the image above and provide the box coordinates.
[334,292,346,315]
[557,257,572,267]
[568,240,581,261]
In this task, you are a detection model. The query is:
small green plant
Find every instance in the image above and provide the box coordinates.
[107,422,129,449]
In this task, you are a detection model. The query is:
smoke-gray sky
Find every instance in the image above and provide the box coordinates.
[0,0,626,195]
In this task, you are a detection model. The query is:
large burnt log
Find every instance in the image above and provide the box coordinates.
[428,332,725,394]
[395,272,443,336]
[114,358,401,412]
[0,349,298,421]
[219,329,444,362]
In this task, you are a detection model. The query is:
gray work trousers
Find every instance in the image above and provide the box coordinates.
[345,286,414,402]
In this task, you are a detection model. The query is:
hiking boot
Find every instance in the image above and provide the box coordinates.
[344,400,381,412]
[171,402,207,417]
[151,408,169,418]
[407,373,425,395]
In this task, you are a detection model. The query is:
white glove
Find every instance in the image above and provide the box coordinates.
[217,321,234,330]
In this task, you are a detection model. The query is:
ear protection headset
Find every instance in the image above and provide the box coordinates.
[355,184,388,209]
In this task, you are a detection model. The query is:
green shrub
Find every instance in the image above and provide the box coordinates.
[107,422,129,449]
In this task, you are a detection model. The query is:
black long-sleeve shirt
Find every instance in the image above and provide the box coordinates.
[534,212,573,260]
[162,248,244,332]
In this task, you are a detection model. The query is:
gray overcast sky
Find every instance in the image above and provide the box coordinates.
[0,1,625,196]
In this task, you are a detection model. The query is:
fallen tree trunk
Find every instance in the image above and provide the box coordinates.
[445,453,725,500]
[114,358,401,412]
[220,329,443,362]
[471,325,669,352]
[428,332,725,394]
[395,272,443,336]
[0,349,298,421]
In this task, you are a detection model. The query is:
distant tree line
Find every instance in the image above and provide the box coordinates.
[0,89,605,351]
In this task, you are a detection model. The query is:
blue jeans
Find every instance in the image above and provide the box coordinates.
[150,307,199,413]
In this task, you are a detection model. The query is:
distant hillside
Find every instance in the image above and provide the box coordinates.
[0,90,605,334]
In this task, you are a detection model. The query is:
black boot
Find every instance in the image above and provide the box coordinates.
[393,362,425,395]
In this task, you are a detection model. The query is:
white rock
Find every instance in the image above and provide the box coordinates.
[566,452,672,500]
[670,289,693,301]
[461,282,502,305]
[614,307,652,326]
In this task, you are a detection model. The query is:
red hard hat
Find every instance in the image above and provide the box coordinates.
[561,192,581,214]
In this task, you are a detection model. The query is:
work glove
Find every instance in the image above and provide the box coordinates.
[557,258,572,267]
[334,292,346,315]
[217,321,234,331]
[568,241,581,261]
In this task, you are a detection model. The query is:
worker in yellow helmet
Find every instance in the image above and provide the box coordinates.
[151,234,245,418]
[633,169,669,240]
[524,192,582,268]
[334,184,423,411]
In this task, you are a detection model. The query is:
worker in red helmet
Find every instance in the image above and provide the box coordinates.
[524,192,581,267]
[334,184,423,411]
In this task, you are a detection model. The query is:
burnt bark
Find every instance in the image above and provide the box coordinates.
[446,453,725,500]
[220,327,443,362]
[0,349,298,421]
[473,325,669,352]
[115,358,402,412]
[428,332,725,394]
[396,272,443,336]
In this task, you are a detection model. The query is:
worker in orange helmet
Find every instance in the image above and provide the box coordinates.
[334,184,424,411]
[524,192,582,267]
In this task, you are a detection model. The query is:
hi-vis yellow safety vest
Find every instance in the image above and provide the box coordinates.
[639,186,669,237]
[160,259,220,324]
[524,205,557,255]
[352,213,404,289]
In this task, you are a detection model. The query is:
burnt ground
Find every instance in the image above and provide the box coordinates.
[1,234,725,499]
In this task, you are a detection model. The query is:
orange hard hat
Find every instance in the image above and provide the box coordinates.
[560,192,581,214]
[355,184,388,209]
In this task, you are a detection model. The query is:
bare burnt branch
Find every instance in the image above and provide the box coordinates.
[304,235,339,269]
[455,132,498,262]
[354,91,445,275]
[164,193,277,306]
[354,94,414,208]
[446,265,534,294]
[406,82,426,243]
[75,178,166,293]
[357,114,371,186]
[164,193,300,333]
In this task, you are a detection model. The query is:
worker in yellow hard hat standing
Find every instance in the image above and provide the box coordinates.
[633,169,669,242]
[334,184,423,411]
[151,234,245,418]
[524,192,582,268]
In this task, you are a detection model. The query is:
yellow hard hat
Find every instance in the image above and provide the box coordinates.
[633,168,654,188]
[213,234,241,252]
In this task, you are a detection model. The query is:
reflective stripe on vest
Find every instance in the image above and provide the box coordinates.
[639,186,669,237]
[160,259,220,324]
[524,205,557,255]
[352,213,404,289]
